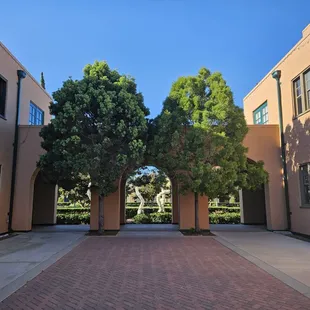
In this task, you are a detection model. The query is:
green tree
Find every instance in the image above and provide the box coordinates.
[149,68,268,231]
[39,61,149,231]
[126,168,170,202]
[40,72,46,89]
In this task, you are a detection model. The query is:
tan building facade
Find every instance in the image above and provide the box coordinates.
[0,42,54,234]
[243,24,310,236]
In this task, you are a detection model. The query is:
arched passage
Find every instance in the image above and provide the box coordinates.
[239,159,267,225]
[119,166,179,225]
[32,170,58,226]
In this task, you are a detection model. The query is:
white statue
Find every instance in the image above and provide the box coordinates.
[135,186,145,215]
[87,182,92,201]
[156,188,170,212]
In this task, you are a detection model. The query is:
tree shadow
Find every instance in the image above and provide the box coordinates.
[284,116,310,221]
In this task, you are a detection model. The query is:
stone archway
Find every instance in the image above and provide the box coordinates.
[118,166,179,226]
[89,173,210,231]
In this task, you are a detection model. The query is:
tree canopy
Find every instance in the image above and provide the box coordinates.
[39,61,149,197]
[148,68,268,199]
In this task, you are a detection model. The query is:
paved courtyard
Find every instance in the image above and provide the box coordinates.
[1,234,310,310]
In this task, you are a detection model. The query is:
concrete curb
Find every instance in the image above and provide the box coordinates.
[0,235,87,303]
[213,235,310,299]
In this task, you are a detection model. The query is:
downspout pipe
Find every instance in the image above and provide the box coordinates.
[272,70,291,230]
[8,69,27,232]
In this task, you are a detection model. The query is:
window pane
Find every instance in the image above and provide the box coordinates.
[29,103,43,125]
[305,71,310,89]
[300,164,310,205]
[0,78,6,116]
[307,90,310,110]
[297,97,303,115]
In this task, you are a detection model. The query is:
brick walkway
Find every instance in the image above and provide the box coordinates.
[1,236,310,310]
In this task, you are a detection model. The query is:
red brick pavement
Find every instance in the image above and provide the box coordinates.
[1,236,310,310]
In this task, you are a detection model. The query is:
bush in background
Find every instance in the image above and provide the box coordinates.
[209,212,240,224]
[150,212,172,223]
[133,214,152,224]
[57,213,90,224]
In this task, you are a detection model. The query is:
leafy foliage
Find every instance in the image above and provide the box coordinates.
[133,214,152,224]
[126,167,170,202]
[148,68,268,198]
[149,212,172,223]
[39,61,149,197]
[40,72,45,89]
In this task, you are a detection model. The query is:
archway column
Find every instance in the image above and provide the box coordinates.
[90,185,121,231]
[179,192,209,230]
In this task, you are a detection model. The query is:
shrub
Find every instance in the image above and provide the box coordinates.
[126,207,172,219]
[208,206,240,213]
[149,212,172,223]
[57,213,90,224]
[133,214,152,224]
[57,207,90,214]
[209,212,240,224]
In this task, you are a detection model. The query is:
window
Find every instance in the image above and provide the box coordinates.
[0,76,7,118]
[293,69,310,117]
[29,102,44,125]
[294,78,303,115]
[304,70,310,111]
[253,101,268,124]
[300,163,310,206]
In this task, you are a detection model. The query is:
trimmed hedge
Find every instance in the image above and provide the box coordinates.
[209,212,240,224]
[133,212,172,224]
[126,207,172,219]
[55,205,240,225]
[127,202,171,207]
[57,213,90,224]
[57,207,90,214]
[208,206,240,213]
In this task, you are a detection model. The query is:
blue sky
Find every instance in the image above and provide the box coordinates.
[1,0,309,118]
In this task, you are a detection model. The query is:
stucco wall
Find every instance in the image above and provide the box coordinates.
[243,125,286,230]
[12,126,46,231]
[0,43,52,234]
[243,25,310,235]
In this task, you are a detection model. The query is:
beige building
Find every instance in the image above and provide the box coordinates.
[243,24,310,236]
[0,42,55,234]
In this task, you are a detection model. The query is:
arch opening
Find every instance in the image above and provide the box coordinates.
[119,165,179,227]
[31,170,58,228]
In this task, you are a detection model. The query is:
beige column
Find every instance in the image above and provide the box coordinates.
[198,195,210,230]
[179,192,195,229]
[104,187,120,231]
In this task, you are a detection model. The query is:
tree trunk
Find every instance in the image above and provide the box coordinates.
[98,195,104,232]
[194,192,199,232]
